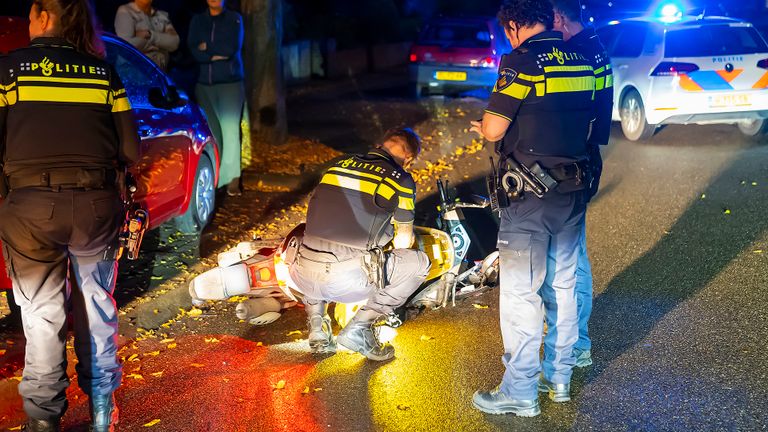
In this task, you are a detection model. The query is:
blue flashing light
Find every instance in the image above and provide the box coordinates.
[657,2,683,23]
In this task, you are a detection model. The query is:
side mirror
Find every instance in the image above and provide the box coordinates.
[148,87,166,108]
[148,86,188,109]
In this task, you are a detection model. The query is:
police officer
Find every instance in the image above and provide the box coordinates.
[551,0,614,369]
[0,1,139,431]
[470,0,596,417]
[288,128,431,361]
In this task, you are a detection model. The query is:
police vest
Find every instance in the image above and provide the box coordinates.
[304,150,416,250]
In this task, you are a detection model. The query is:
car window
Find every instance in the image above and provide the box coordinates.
[596,24,621,54]
[419,22,492,48]
[665,25,768,57]
[611,23,648,58]
[104,40,165,109]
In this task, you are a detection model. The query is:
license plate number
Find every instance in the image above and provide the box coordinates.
[709,94,752,108]
[435,71,467,81]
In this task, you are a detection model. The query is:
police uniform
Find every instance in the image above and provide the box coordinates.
[567,27,614,365]
[290,149,430,311]
[485,31,595,401]
[0,38,139,424]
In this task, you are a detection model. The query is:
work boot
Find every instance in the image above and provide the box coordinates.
[472,387,540,417]
[538,376,571,402]
[337,309,394,361]
[308,314,336,353]
[90,394,119,432]
[22,419,60,432]
[574,349,593,368]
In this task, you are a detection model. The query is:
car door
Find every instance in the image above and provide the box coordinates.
[105,40,191,226]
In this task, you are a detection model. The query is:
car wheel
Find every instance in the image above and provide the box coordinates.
[175,153,216,234]
[737,119,768,138]
[620,90,656,141]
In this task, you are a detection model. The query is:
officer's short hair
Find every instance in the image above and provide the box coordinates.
[550,0,583,24]
[381,128,421,157]
[498,0,555,31]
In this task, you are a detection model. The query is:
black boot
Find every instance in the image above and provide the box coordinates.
[337,308,394,361]
[90,394,118,432]
[22,419,60,432]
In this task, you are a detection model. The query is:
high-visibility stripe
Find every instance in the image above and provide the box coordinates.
[484,109,512,121]
[535,83,545,97]
[377,183,396,200]
[320,173,378,196]
[606,64,612,70]
[546,76,595,93]
[6,90,17,105]
[499,82,530,100]
[384,177,413,195]
[398,196,415,211]
[112,96,131,112]
[0,82,16,91]
[18,76,109,87]
[594,66,606,75]
[114,88,127,97]
[605,73,614,88]
[18,85,108,104]
[544,65,593,73]
[517,72,544,83]
[595,76,606,91]
[328,166,383,182]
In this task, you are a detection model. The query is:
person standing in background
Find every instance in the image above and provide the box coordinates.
[188,0,245,196]
[115,0,179,70]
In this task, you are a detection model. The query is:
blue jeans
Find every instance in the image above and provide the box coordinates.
[496,196,583,400]
[574,221,593,353]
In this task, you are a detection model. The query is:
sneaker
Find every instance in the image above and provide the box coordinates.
[472,387,540,417]
[574,349,593,368]
[337,320,394,361]
[308,314,336,354]
[226,178,242,196]
[538,376,571,402]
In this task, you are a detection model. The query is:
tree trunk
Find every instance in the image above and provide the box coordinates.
[239,0,287,145]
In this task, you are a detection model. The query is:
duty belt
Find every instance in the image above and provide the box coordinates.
[9,168,117,191]
[296,245,365,273]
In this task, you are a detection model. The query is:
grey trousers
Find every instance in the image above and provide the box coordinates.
[289,248,431,316]
[195,81,246,186]
[0,188,123,421]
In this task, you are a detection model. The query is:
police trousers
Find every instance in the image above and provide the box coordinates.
[289,246,431,316]
[496,193,584,400]
[0,188,123,421]
[574,220,593,354]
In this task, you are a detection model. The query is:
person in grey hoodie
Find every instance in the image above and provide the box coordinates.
[115,0,179,70]
[188,0,245,196]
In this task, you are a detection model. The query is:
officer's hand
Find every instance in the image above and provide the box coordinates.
[470,120,486,139]
[198,42,207,51]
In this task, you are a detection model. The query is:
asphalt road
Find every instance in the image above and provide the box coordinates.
[2,75,768,431]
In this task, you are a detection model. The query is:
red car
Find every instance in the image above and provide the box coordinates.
[1,19,220,290]
[409,16,512,96]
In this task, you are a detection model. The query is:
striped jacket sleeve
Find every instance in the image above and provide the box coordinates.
[108,65,140,166]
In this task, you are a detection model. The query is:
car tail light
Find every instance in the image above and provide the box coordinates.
[480,56,496,68]
[651,62,699,76]
[757,59,768,69]
[409,53,418,63]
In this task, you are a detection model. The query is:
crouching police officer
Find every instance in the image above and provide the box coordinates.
[288,128,431,361]
[551,0,614,369]
[470,0,596,417]
[0,1,139,430]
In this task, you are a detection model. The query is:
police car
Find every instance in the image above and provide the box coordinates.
[596,5,768,140]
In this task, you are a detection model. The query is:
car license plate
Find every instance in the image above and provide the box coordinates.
[709,94,752,108]
[435,71,467,81]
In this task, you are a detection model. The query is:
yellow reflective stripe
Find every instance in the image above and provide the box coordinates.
[543,65,594,73]
[112,96,131,112]
[328,166,383,182]
[535,83,545,97]
[499,82,530,100]
[484,109,512,121]
[6,90,17,105]
[18,86,108,104]
[595,76,606,91]
[384,177,413,195]
[0,82,16,91]
[18,76,110,87]
[517,72,544,83]
[606,73,614,88]
[320,173,378,196]
[606,64,612,70]
[398,196,415,211]
[594,66,606,75]
[113,88,127,97]
[377,183,396,200]
[546,76,596,93]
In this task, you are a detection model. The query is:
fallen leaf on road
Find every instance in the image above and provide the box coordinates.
[420,335,435,341]
[205,337,220,343]
[287,330,302,337]
[150,276,163,280]
[188,308,203,317]
[752,182,758,186]
[150,372,163,377]
[754,250,763,254]
[397,405,411,411]
[256,342,264,347]
[10,376,22,382]
[160,338,175,344]
[302,386,310,395]
[701,194,706,199]
[724,209,732,215]
[190,363,205,368]
[0,349,6,356]
[472,304,489,309]
[144,351,160,357]
[314,388,323,392]
[272,380,286,390]
[127,354,139,362]
[9,426,22,431]
[143,419,161,427]
[167,343,177,349]
[127,374,144,380]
